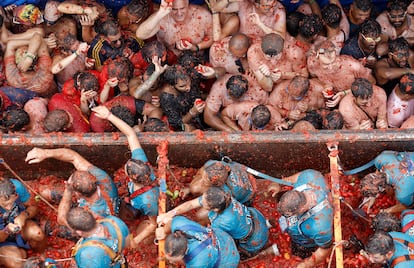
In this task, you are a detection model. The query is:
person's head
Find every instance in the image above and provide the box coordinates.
[110,106,135,128]
[251,104,271,130]
[359,19,381,50]
[371,212,401,232]
[59,33,80,53]
[387,0,408,28]
[287,11,305,37]
[388,37,410,68]
[43,109,70,132]
[165,231,187,263]
[178,50,202,70]
[398,73,414,99]
[261,33,284,59]
[299,14,324,40]
[124,159,152,184]
[229,33,250,58]
[100,20,123,48]
[302,110,323,129]
[365,231,395,264]
[202,186,231,213]
[13,4,43,26]
[107,57,133,84]
[70,170,98,198]
[291,120,317,131]
[253,0,278,15]
[163,65,191,93]
[197,160,229,186]
[125,0,149,24]
[143,117,169,132]
[323,110,344,129]
[360,172,387,197]
[0,108,30,132]
[141,40,167,63]
[350,0,373,25]
[66,207,97,234]
[171,0,190,22]
[226,75,249,99]
[23,256,47,268]
[73,71,99,92]
[278,190,307,217]
[351,78,373,107]
[0,178,18,208]
[44,1,63,25]
[286,76,310,101]
[322,4,342,29]
[316,41,337,65]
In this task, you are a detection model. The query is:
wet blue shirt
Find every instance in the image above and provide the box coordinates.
[171,216,240,268]
[387,232,414,268]
[374,151,414,207]
[285,169,333,248]
[223,161,255,204]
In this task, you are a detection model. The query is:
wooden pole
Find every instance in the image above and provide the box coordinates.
[327,142,344,268]
[157,141,169,268]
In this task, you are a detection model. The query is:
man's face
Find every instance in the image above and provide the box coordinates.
[254,0,277,15]
[390,49,409,67]
[350,5,371,25]
[360,33,381,50]
[107,32,123,48]
[174,77,191,92]
[367,253,388,264]
[171,0,189,22]
[317,48,336,65]
[229,46,248,59]
[387,9,407,28]
[355,95,371,107]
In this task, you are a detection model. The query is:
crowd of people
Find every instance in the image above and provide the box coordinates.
[0,0,413,267]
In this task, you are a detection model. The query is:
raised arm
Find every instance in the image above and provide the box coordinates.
[157,197,201,226]
[136,0,172,40]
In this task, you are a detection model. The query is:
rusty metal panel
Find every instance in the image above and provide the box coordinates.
[0,129,413,179]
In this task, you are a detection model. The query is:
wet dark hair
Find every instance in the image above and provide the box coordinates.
[352,0,373,12]
[251,104,271,129]
[303,110,323,129]
[290,76,310,97]
[389,37,409,53]
[399,74,414,95]
[107,57,133,81]
[98,19,120,36]
[23,257,46,268]
[44,109,70,132]
[299,14,324,39]
[360,19,381,37]
[125,159,152,184]
[0,178,16,200]
[278,190,307,216]
[110,106,135,127]
[360,172,387,197]
[322,4,342,29]
[1,108,30,132]
[126,0,149,18]
[165,231,188,258]
[323,110,344,130]
[371,212,401,232]
[59,33,78,51]
[163,65,190,86]
[143,117,169,132]
[141,40,166,63]
[71,170,97,197]
[365,231,395,255]
[287,11,305,37]
[226,75,248,99]
[261,33,284,56]
[204,161,229,186]
[178,50,202,70]
[204,186,231,213]
[387,0,407,13]
[66,207,97,232]
[73,71,99,92]
[351,78,373,99]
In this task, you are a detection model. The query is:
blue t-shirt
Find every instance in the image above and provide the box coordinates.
[401,210,414,236]
[77,166,119,217]
[171,216,240,268]
[374,151,414,207]
[0,179,30,229]
[75,216,129,268]
[388,232,414,268]
[285,169,333,248]
[223,161,254,204]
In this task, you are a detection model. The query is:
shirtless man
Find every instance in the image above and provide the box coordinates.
[268,76,325,128]
[117,0,151,33]
[307,40,375,107]
[387,74,414,128]
[136,0,213,57]
[209,33,250,75]
[338,78,388,129]
[375,37,414,95]
[247,33,309,92]
[218,0,286,42]
[204,73,268,131]
[221,101,284,131]
[321,1,350,55]
[376,1,414,47]
[347,0,373,38]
